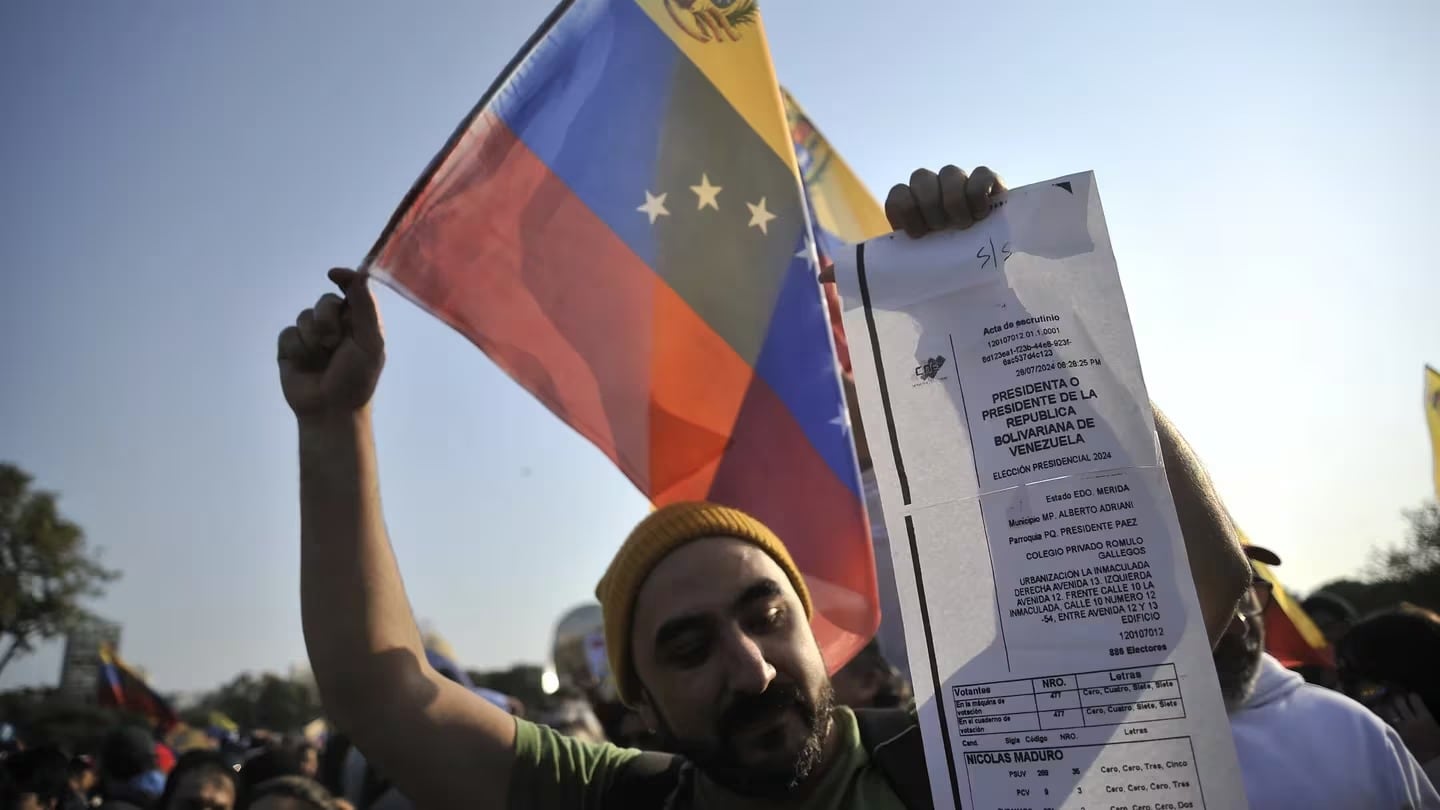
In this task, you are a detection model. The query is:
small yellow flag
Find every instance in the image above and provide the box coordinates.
[1426,366,1440,499]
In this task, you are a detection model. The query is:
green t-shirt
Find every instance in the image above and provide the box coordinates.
[508,706,909,809]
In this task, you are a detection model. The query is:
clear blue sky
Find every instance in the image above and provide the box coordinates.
[2,1,1436,693]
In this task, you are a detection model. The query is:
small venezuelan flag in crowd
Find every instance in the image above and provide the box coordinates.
[363,0,878,669]
[98,643,178,732]
[1426,366,1440,499]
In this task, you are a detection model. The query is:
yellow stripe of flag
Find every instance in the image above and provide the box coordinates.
[634,0,798,178]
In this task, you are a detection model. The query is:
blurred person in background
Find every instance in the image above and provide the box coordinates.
[238,748,304,805]
[67,756,97,808]
[149,750,171,785]
[279,745,316,784]
[2,746,79,810]
[830,640,913,713]
[536,697,608,745]
[337,746,414,810]
[157,751,236,810]
[240,777,335,810]
[1338,604,1440,783]
[97,728,164,810]
[313,737,347,801]
[548,605,654,748]
[1303,591,1359,644]
[1220,546,1439,809]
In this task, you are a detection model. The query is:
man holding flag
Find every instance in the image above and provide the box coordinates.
[277,2,1251,807]
[279,168,980,810]
[278,174,1257,809]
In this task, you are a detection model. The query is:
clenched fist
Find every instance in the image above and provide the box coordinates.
[277,268,385,421]
[885,165,1006,238]
[818,165,1006,284]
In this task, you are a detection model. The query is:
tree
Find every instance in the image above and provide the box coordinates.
[191,672,323,733]
[1373,502,1440,585]
[0,463,119,677]
[0,687,147,751]
[1311,502,1440,616]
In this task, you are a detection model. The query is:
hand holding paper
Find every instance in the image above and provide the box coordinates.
[834,172,1249,810]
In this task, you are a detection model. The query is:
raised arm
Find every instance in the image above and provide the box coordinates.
[277,269,516,810]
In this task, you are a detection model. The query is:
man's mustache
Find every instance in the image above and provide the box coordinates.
[719,682,812,737]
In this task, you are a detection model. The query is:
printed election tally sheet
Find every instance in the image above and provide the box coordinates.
[834,173,1247,810]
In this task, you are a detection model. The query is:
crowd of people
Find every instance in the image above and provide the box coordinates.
[0,727,335,810]
[0,636,913,810]
[4,166,1438,809]
[2,591,1435,810]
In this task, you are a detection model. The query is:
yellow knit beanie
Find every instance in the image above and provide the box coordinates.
[594,502,812,706]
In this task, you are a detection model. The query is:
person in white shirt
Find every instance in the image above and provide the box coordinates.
[1218,545,1440,809]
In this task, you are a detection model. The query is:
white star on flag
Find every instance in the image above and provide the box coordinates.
[637,190,669,224]
[690,174,721,210]
[747,197,776,234]
[829,399,851,435]
[795,235,817,270]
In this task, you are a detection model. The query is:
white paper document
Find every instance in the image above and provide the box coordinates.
[835,172,1247,810]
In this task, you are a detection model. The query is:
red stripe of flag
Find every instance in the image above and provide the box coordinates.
[377,113,655,485]
[373,114,757,500]
[711,376,877,660]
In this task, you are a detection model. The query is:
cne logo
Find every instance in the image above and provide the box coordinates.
[663,0,758,43]
[915,356,947,381]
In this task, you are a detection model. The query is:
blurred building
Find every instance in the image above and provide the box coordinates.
[57,616,122,703]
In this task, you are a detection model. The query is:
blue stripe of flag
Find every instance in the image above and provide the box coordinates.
[752,234,862,497]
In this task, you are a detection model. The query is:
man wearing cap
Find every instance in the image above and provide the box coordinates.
[278,166,1254,809]
[1219,545,1439,809]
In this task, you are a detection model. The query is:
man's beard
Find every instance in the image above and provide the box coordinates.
[656,681,835,798]
[1214,620,1264,712]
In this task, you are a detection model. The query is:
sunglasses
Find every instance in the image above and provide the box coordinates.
[1241,577,1274,617]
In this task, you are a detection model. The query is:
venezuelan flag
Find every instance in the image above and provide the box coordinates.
[782,88,889,254]
[97,643,178,732]
[781,88,890,380]
[363,0,878,669]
